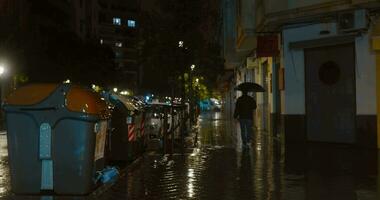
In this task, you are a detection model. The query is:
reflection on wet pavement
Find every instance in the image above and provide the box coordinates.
[125,111,379,199]
[0,134,10,199]
[0,112,379,199]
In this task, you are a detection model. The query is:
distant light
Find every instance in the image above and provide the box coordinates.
[113,87,118,93]
[91,84,96,89]
[195,78,199,83]
[120,90,130,95]
[0,65,5,76]
[115,42,122,47]
[100,39,103,44]
[64,79,70,83]
[190,64,195,71]
[178,41,184,48]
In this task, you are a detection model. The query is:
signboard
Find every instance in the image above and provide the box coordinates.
[257,35,279,57]
[94,121,107,161]
[247,57,258,69]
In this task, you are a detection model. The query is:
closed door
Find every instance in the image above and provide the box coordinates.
[305,43,356,144]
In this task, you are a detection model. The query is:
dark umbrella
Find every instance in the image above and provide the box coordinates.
[235,82,265,92]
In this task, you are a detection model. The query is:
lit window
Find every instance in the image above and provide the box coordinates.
[127,20,136,28]
[115,42,122,47]
[113,17,121,25]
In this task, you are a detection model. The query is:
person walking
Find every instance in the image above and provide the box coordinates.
[234,90,257,149]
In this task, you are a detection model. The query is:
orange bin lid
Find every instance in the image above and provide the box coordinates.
[66,85,109,117]
[5,84,59,106]
[5,84,109,118]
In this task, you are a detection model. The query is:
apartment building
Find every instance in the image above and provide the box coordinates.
[97,0,140,90]
[222,0,380,148]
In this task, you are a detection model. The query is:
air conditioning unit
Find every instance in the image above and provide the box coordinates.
[338,9,368,33]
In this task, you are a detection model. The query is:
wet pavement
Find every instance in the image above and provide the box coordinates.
[0,112,379,199]
[0,134,10,198]
[121,112,379,199]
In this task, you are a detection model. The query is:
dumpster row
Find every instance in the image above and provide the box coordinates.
[2,83,149,195]
[144,102,190,153]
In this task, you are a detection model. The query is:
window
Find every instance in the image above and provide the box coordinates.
[127,20,136,28]
[113,17,121,25]
[115,42,122,47]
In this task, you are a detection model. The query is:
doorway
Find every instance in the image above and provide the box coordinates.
[305,43,356,144]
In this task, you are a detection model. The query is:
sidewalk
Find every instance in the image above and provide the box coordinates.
[119,111,378,200]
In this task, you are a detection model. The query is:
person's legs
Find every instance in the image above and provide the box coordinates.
[239,120,247,147]
[246,120,253,144]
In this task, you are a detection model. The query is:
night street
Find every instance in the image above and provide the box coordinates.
[0,112,377,199]
[2,0,380,199]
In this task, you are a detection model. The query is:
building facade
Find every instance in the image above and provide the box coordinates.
[222,0,380,148]
[97,0,140,90]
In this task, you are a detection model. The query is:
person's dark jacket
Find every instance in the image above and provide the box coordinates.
[234,94,257,120]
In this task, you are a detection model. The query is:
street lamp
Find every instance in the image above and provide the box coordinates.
[190,64,195,71]
[113,87,118,93]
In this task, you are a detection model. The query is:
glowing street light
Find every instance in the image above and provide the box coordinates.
[120,90,129,95]
[195,78,199,83]
[113,87,118,93]
[190,64,195,71]
[0,65,5,76]
[0,64,6,105]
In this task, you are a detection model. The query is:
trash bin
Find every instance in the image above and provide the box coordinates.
[3,83,110,195]
[104,95,130,162]
[104,94,147,162]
